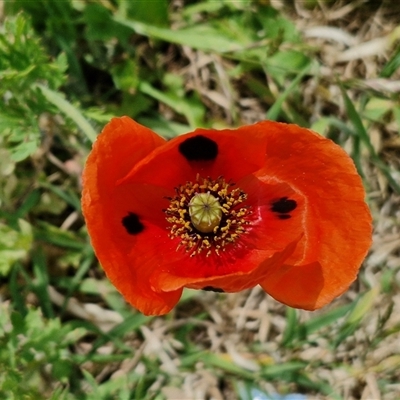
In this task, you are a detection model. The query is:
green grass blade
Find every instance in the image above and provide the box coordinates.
[302,303,353,337]
[138,81,204,128]
[260,361,307,379]
[39,181,81,211]
[380,46,400,78]
[340,85,400,193]
[32,248,54,318]
[114,18,243,52]
[9,263,28,316]
[281,307,298,347]
[266,63,312,121]
[333,288,379,348]
[37,84,97,143]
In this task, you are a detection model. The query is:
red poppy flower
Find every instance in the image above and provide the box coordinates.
[82,117,372,316]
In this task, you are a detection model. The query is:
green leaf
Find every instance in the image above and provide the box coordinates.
[124,0,169,27]
[10,139,40,162]
[310,117,331,136]
[0,14,66,162]
[265,50,311,76]
[83,3,131,43]
[139,81,205,128]
[114,18,245,52]
[34,221,86,251]
[111,59,139,91]
[0,219,33,276]
[363,98,392,122]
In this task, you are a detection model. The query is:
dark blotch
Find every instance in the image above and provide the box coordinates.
[179,135,218,161]
[278,214,291,220]
[122,212,144,235]
[271,197,297,214]
[202,286,225,293]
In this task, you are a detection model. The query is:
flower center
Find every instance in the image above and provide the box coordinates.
[165,175,252,257]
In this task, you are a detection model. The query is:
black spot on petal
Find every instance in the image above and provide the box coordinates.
[122,213,144,235]
[271,197,297,214]
[202,286,225,293]
[179,135,218,161]
[278,214,291,220]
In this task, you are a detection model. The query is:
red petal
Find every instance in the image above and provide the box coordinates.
[238,174,305,252]
[151,239,299,293]
[82,117,182,315]
[252,121,372,309]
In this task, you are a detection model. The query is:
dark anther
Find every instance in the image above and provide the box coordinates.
[271,197,297,214]
[122,212,144,235]
[179,135,218,161]
[202,286,225,293]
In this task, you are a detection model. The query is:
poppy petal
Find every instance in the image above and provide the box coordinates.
[82,117,182,315]
[252,121,372,309]
[151,238,300,293]
[237,174,305,253]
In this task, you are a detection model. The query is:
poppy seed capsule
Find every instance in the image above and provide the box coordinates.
[188,192,222,233]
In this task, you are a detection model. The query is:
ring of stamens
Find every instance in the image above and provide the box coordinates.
[165,175,252,257]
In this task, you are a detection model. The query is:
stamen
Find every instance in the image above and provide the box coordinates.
[165,176,252,257]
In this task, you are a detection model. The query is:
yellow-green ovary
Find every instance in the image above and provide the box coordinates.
[188,192,222,233]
